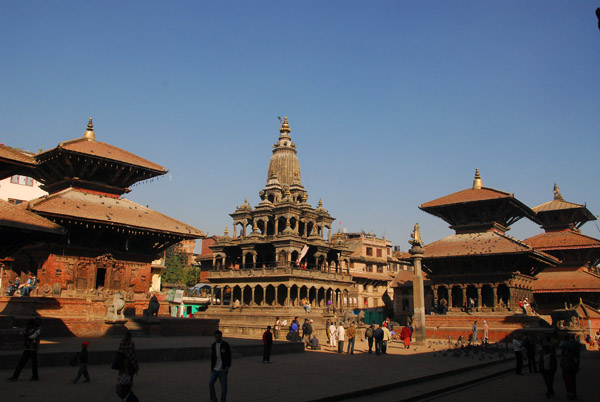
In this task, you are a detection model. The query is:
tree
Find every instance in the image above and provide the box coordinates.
[162,246,189,285]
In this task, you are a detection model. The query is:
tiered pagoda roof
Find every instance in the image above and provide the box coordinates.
[34,118,166,197]
[419,170,556,282]
[420,169,539,233]
[526,185,600,297]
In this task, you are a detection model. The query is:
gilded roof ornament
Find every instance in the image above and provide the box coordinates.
[409,223,424,247]
[553,183,563,200]
[84,117,96,141]
[224,227,229,236]
[279,116,291,134]
[472,168,482,190]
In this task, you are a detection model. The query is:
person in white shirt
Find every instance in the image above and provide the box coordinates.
[329,323,337,347]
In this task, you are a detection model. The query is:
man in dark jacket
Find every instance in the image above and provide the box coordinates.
[262,326,273,363]
[373,324,384,355]
[210,330,232,402]
[8,318,41,381]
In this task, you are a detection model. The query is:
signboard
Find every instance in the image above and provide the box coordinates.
[173,289,184,304]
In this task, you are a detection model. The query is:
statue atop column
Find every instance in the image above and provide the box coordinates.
[409,223,424,254]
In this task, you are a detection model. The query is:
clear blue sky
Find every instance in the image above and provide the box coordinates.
[1,1,599,251]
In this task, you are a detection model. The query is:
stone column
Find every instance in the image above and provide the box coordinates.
[476,285,482,311]
[448,286,453,310]
[410,241,426,344]
[251,286,255,306]
[492,285,497,309]
[286,286,291,307]
[462,286,467,310]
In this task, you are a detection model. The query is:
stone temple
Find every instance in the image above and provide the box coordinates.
[205,117,357,319]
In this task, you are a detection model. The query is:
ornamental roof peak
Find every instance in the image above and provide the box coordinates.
[553,183,563,200]
[279,116,291,134]
[472,168,482,190]
[83,117,96,141]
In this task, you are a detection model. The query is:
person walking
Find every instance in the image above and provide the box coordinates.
[539,340,557,399]
[346,323,356,354]
[401,325,411,349]
[523,333,537,374]
[513,334,524,375]
[336,322,346,354]
[8,318,41,381]
[365,324,375,353]
[117,331,139,383]
[262,326,273,364]
[71,341,90,383]
[209,330,232,402]
[373,324,384,355]
[560,334,580,400]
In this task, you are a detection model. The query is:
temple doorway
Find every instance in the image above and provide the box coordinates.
[95,268,106,288]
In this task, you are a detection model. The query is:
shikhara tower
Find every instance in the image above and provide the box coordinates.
[207,117,354,310]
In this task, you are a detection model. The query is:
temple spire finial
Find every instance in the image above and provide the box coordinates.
[84,117,96,141]
[553,183,563,200]
[279,116,291,134]
[472,168,482,190]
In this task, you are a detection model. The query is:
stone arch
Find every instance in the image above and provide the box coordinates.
[257,219,266,235]
[266,219,275,236]
[317,287,326,307]
[254,285,264,306]
[277,216,286,234]
[299,285,308,300]
[290,284,299,306]
[289,217,297,230]
[277,284,287,306]
[243,285,252,305]
[265,285,276,306]
[298,220,305,237]
[231,285,240,305]
[309,286,317,306]
[291,250,300,266]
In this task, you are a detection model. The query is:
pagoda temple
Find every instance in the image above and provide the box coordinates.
[205,117,355,310]
[526,184,600,312]
[1,119,204,304]
[418,169,557,312]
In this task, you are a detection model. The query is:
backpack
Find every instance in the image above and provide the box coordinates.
[365,327,374,338]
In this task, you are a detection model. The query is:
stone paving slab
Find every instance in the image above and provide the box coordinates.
[1,338,513,402]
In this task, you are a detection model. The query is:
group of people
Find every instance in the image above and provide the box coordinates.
[469,320,490,345]
[325,320,358,354]
[6,275,37,297]
[433,297,448,315]
[518,297,538,315]
[512,332,581,400]
[8,319,139,402]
